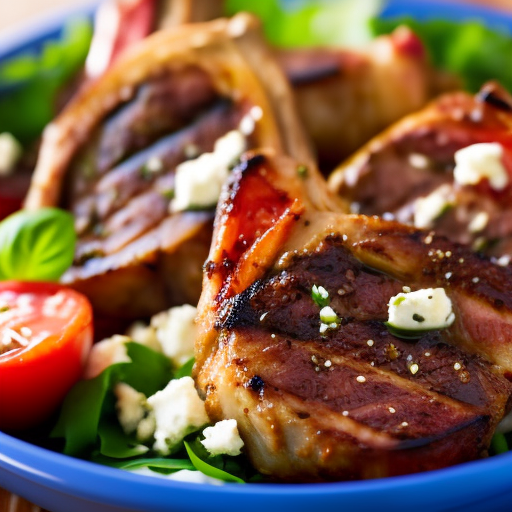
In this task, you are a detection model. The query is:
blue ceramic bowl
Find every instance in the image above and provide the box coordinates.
[1,2,512,511]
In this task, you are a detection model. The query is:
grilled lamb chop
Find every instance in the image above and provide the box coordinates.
[195,150,512,481]
[279,26,457,171]
[328,82,512,260]
[25,14,321,323]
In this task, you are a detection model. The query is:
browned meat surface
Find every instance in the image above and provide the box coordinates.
[25,14,320,324]
[195,151,512,481]
[278,27,459,172]
[329,82,512,259]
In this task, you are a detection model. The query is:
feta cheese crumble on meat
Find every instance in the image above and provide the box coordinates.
[413,184,454,229]
[454,142,509,191]
[388,288,455,331]
[172,130,246,211]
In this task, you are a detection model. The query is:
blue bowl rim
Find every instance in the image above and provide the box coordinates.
[1,0,512,509]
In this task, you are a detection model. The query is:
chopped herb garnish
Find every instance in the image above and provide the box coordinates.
[161,189,175,200]
[297,164,308,179]
[140,166,152,181]
[140,156,164,180]
[311,284,330,307]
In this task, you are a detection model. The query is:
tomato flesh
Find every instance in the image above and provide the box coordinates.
[0,281,93,431]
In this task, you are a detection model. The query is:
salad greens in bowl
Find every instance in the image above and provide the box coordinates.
[1,1,512,511]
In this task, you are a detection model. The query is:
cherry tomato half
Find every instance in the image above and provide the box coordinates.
[0,281,93,431]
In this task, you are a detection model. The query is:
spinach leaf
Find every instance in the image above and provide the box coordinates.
[175,357,195,379]
[0,18,92,144]
[122,342,173,397]
[0,208,76,281]
[97,420,149,459]
[51,362,125,456]
[51,342,172,456]
[51,362,121,456]
[184,440,244,484]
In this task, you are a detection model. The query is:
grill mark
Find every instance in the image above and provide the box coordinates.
[233,328,490,442]
[72,99,237,224]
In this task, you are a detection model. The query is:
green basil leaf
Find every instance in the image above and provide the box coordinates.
[184,441,244,483]
[97,420,149,459]
[0,207,76,281]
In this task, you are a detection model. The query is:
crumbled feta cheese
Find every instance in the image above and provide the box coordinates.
[201,419,244,456]
[387,288,455,331]
[413,184,454,229]
[144,156,163,173]
[84,335,131,379]
[408,153,430,169]
[114,383,155,443]
[454,142,509,190]
[147,376,209,455]
[0,133,22,176]
[151,304,197,366]
[115,383,146,434]
[172,130,246,211]
[496,255,511,267]
[319,306,338,324]
[126,321,161,353]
